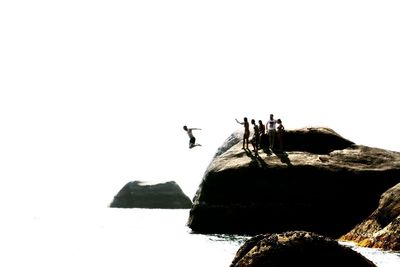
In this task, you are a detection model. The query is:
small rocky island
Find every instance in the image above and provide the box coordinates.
[187,127,400,240]
[110,181,192,209]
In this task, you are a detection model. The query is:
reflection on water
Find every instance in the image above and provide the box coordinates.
[200,232,250,244]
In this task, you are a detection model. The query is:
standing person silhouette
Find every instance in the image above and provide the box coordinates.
[276,119,285,151]
[258,120,266,149]
[266,114,277,151]
[251,119,260,156]
[235,117,250,149]
[183,125,201,149]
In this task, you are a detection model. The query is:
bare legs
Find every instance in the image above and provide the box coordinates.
[242,134,249,149]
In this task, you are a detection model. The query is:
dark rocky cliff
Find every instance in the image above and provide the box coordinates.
[187,127,400,237]
[341,182,400,250]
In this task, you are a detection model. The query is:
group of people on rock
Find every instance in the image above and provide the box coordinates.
[182,113,285,153]
[235,114,285,156]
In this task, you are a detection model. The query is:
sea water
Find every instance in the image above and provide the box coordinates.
[1,208,398,267]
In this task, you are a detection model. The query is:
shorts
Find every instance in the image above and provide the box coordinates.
[189,137,196,146]
[252,136,259,147]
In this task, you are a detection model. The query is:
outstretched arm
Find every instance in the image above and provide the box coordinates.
[235,118,243,125]
[190,128,201,130]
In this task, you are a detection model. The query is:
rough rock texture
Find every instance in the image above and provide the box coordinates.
[230,231,377,267]
[187,127,400,237]
[341,183,400,250]
[279,127,355,154]
[110,181,192,209]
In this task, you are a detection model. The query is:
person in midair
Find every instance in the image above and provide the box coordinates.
[183,125,201,149]
[235,117,250,149]
[266,114,277,150]
[251,119,260,156]
[276,118,285,151]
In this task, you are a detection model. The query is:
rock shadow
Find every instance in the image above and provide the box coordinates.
[274,150,292,166]
[244,148,268,169]
[262,147,273,156]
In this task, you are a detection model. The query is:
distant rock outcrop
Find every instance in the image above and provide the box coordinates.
[110,181,192,209]
[230,231,377,267]
[341,183,400,250]
[187,127,400,237]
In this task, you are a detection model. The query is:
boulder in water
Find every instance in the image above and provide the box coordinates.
[341,183,400,251]
[110,181,192,209]
[230,231,377,267]
[188,127,400,237]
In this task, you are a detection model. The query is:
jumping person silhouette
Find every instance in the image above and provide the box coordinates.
[183,125,202,149]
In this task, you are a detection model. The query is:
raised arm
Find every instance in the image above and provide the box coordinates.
[190,128,201,131]
[235,118,243,125]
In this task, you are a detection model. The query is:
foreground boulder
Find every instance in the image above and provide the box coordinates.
[110,181,192,209]
[341,183,400,250]
[187,127,400,237]
[230,231,377,267]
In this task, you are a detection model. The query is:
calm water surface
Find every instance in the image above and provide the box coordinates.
[1,208,399,267]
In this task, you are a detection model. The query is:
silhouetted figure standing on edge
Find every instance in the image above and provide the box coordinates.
[251,119,260,156]
[276,118,285,151]
[183,125,201,149]
[258,120,266,149]
[236,117,250,149]
[266,114,277,151]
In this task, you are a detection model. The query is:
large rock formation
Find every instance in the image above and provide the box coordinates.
[187,127,400,237]
[230,231,377,267]
[110,181,192,209]
[341,183,400,250]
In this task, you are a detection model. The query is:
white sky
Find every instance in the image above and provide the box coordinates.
[1,1,399,211]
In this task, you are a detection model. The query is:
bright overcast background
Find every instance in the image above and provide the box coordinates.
[1,1,399,211]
